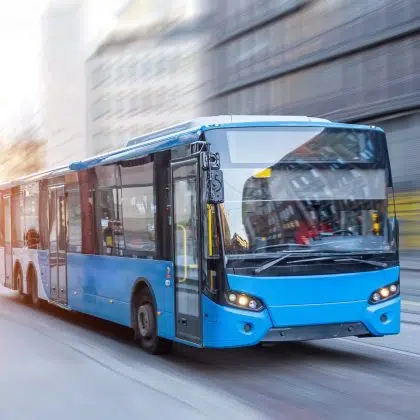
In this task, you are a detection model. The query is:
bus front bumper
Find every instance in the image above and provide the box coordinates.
[202,295,400,348]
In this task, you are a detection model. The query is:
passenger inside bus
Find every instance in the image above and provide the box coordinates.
[26,227,40,249]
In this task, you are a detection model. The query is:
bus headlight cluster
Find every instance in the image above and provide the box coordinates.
[369,282,399,304]
[225,291,263,311]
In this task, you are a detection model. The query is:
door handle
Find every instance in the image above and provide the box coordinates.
[180,318,187,325]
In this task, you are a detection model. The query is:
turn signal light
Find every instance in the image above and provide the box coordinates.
[369,282,399,304]
[225,291,264,312]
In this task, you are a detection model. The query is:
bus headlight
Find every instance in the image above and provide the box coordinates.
[225,291,264,311]
[369,281,399,304]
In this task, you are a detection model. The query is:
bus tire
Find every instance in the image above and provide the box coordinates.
[133,292,172,355]
[28,267,41,309]
[15,266,30,303]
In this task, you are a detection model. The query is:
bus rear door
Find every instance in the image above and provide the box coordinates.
[3,195,12,289]
[48,185,68,305]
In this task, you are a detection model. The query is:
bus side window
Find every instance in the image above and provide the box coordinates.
[67,186,82,253]
[120,158,155,259]
[95,188,122,256]
[0,196,4,247]
[94,164,123,256]
[11,187,23,248]
[23,184,40,249]
[39,182,49,250]
[121,186,156,258]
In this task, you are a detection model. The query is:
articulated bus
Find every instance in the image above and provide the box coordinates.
[0,116,400,354]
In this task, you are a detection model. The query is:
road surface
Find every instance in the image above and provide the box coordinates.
[401,269,420,302]
[0,284,419,420]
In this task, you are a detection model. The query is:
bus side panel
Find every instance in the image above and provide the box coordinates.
[0,247,4,286]
[10,248,47,299]
[67,253,175,339]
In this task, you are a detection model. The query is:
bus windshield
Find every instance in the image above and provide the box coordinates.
[205,126,397,256]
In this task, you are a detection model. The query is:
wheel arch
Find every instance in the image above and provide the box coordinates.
[130,277,158,329]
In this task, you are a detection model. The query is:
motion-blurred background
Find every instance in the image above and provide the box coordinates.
[0,0,419,256]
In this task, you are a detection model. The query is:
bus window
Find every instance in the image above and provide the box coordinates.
[95,164,120,188]
[39,181,49,250]
[67,186,82,253]
[95,188,123,256]
[0,196,4,247]
[11,188,23,248]
[23,184,40,249]
[120,159,155,258]
[121,186,156,258]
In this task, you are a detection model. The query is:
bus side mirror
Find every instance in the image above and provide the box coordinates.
[208,169,224,204]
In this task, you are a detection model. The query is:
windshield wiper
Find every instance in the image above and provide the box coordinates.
[253,253,294,274]
[334,257,388,268]
[287,255,388,268]
[255,243,314,252]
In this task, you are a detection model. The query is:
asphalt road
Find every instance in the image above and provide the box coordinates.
[1,286,419,420]
[401,269,420,302]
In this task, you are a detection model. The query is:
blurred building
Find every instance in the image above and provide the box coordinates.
[0,140,46,182]
[86,0,209,156]
[208,0,420,250]
[40,0,88,168]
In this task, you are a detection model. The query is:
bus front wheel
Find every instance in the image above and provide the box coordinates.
[133,292,172,355]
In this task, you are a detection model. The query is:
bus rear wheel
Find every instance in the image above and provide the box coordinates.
[29,269,41,308]
[15,268,30,304]
[133,292,172,355]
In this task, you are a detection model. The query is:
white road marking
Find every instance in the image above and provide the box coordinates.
[338,337,420,359]
[403,300,420,307]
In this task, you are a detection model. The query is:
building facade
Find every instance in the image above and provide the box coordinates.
[208,0,420,250]
[40,0,88,168]
[86,22,208,156]
[86,0,209,156]
[0,140,46,183]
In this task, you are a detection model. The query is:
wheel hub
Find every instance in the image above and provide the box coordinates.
[138,304,154,338]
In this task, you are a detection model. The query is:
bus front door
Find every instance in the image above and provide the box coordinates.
[171,158,202,345]
[3,195,13,289]
[48,186,68,305]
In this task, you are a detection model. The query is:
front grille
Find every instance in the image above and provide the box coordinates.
[261,322,368,342]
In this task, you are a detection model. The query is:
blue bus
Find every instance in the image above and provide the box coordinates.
[0,116,400,354]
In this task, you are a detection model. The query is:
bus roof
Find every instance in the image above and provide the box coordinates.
[69,115,333,171]
[0,164,70,191]
[125,115,331,147]
[0,115,383,190]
